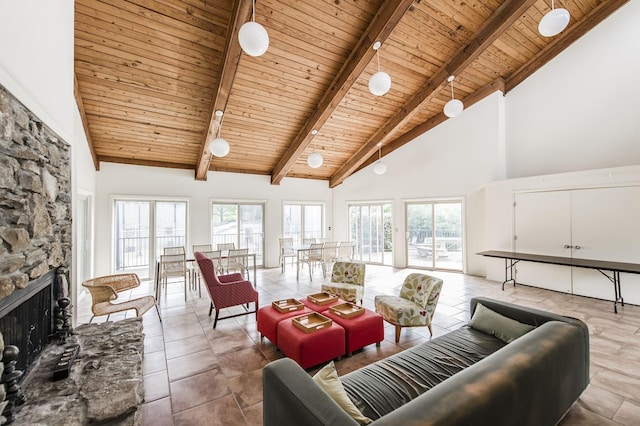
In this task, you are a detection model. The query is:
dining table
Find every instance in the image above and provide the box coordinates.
[154,251,257,303]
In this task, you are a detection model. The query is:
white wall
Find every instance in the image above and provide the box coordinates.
[333,92,505,275]
[506,1,640,179]
[93,164,332,276]
[0,1,75,143]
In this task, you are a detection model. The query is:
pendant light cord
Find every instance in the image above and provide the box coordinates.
[252,0,256,22]
[450,79,455,100]
[376,49,381,72]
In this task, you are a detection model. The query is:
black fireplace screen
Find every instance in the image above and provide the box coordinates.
[0,271,55,372]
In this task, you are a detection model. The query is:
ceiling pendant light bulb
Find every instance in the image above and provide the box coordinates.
[444,76,464,118]
[209,110,230,157]
[210,137,230,157]
[373,160,387,175]
[373,143,387,175]
[369,42,391,96]
[538,0,570,37]
[307,129,323,168]
[307,152,323,169]
[239,0,269,57]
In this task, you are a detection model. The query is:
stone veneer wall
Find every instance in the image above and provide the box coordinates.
[0,83,71,300]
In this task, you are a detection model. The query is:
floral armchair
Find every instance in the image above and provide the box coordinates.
[374,273,443,343]
[321,261,366,304]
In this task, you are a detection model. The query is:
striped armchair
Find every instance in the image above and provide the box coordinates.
[374,273,443,343]
[321,261,366,304]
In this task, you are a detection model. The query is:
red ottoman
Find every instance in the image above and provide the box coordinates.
[257,305,312,346]
[300,297,346,312]
[277,316,345,369]
[324,308,384,356]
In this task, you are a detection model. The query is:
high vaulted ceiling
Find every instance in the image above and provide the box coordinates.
[74,0,627,187]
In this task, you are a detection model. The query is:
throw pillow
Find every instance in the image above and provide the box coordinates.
[468,303,535,343]
[312,361,372,425]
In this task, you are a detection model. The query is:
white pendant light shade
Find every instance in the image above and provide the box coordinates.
[369,71,392,96]
[373,143,387,175]
[307,152,323,169]
[209,137,230,157]
[538,7,570,37]
[373,160,387,175]
[238,21,269,57]
[444,75,464,118]
[369,41,391,96]
[444,99,464,118]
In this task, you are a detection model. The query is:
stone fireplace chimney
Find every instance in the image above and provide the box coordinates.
[0,83,72,370]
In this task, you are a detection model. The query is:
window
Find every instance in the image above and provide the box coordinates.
[114,199,188,278]
[348,203,392,265]
[211,202,264,266]
[406,200,463,271]
[283,203,324,244]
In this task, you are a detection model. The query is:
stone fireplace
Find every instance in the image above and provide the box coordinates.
[0,83,72,420]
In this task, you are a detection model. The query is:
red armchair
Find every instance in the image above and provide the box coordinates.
[195,252,259,328]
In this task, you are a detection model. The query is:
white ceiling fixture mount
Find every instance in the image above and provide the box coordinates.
[538,0,570,37]
[307,129,323,169]
[369,41,391,96]
[443,75,464,118]
[238,0,269,57]
[373,143,387,175]
[209,110,230,157]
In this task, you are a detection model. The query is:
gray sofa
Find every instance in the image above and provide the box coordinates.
[263,297,590,426]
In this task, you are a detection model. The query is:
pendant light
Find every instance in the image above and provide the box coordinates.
[443,75,464,118]
[373,143,387,175]
[538,0,570,37]
[369,42,391,96]
[307,130,323,169]
[238,0,269,57]
[209,110,230,157]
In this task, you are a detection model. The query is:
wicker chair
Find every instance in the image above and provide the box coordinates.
[374,273,443,343]
[82,273,159,323]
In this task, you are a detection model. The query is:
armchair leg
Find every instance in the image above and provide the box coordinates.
[395,325,401,344]
[213,309,220,329]
[209,303,214,316]
[428,323,433,336]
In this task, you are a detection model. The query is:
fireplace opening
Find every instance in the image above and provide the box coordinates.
[0,269,56,373]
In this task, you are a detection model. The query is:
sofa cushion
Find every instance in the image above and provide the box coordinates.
[468,303,535,343]
[341,326,505,420]
[313,361,372,425]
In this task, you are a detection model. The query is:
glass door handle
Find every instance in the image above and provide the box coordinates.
[564,245,572,249]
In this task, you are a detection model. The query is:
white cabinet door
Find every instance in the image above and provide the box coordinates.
[514,191,572,293]
[571,186,640,304]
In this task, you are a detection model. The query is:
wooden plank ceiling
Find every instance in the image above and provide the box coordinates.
[74,0,627,187]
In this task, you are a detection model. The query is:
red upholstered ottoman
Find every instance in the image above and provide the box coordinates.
[277,316,346,369]
[324,308,384,356]
[257,305,312,346]
[300,296,346,312]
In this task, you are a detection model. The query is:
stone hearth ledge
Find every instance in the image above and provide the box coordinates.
[15,317,145,425]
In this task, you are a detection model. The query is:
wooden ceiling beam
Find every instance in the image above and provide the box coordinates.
[355,78,507,172]
[99,156,193,170]
[329,0,537,187]
[74,73,100,171]
[195,0,252,181]
[506,0,630,93]
[270,0,416,185]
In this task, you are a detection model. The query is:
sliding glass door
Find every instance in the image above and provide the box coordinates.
[406,200,463,271]
[348,203,392,265]
[114,199,187,279]
[283,203,324,244]
[211,202,264,266]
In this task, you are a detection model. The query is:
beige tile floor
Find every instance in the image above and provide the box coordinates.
[76,264,640,425]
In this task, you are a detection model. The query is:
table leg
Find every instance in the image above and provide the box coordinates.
[502,258,518,291]
[154,261,161,305]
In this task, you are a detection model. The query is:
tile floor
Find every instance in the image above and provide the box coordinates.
[76,264,640,425]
